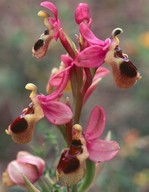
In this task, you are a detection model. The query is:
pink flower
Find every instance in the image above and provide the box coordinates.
[32,1,61,59]
[74,3,111,68]
[6,84,44,144]
[84,106,120,162]
[46,56,110,105]
[2,151,45,186]
[105,28,141,88]
[46,55,73,94]
[75,23,111,68]
[56,124,89,186]
[40,1,61,40]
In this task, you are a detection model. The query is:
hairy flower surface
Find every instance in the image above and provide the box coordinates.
[84,106,120,162]
[2,151,45,186]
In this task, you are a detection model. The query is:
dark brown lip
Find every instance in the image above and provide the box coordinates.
[119,61,138,77]
[34,39,44,51]
[114,46,138,78]
[10,116,28,134]
[10,103,34,134]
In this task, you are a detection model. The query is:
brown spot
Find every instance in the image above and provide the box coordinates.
[114,46,138,78]
[10,117,28,134]
[23,103,34,115]
[120,60,137,77]
[57,150,80,174]
[44,29,49,35]
[34,39,44,51]
[63,158,80,174]
[114,46,124,58]
[71,140,82,147]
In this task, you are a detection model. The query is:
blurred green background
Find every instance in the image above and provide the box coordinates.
[0,0,149,191]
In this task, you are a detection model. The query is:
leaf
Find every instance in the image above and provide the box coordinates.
[23,175,41,192]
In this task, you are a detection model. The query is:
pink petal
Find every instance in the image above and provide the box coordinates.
[86,139,120,162]
[80,22,111,49]
[75,45,106,68]
[61,54,73,66]
[40,1,58,19]
[84,106,105,140]
[83,67,110,104]
[38,90,62,102]
[75,3,91,24]
[80,22,105,46]
[48,64,71,93]
[17,154,45,176]
[39,100,73,125]
[8,161,40,185]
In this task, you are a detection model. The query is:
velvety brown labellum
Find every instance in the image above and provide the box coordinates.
[10,116,28,134]
[120,60,137,77]
[34,39,44,51]
[57,140,82,174]
[10,103,34,134]
[57,150,80,174]
[115,46,138,77]
[44,29,49,35]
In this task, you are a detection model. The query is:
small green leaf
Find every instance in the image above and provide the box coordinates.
[23,175,41,192]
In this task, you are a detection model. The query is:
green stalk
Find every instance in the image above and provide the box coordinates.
[38,176,52,191]
[78,159,96,192]
[70,65,83,124]
[72,184,78,192]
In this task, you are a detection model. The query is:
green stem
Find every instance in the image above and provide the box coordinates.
[70,66,83,124]
[57,125,66,140]
[38,176,52,191]
[74,91,83,124]
[78,159,96,192]
[81,68,93,95]
[72,184,78,192]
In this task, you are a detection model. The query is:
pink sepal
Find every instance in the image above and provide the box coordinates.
[83,67,110,104]
[85,106,106,140]
[75,45,106,68]
[86,139,120,162]
[40,1,58,19]
[38,99,73,125]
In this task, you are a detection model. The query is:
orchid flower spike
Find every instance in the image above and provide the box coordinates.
[2,151,45,186]
[56,124,89,186]
[5,83,44,144]
[105,28,141,88]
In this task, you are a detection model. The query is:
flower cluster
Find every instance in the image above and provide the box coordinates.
[3,1,141,192]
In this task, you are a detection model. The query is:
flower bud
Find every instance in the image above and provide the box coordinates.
[2,151,45,186]
[75,3,91,24]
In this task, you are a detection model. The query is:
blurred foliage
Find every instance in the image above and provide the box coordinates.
[0,0,149,192]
